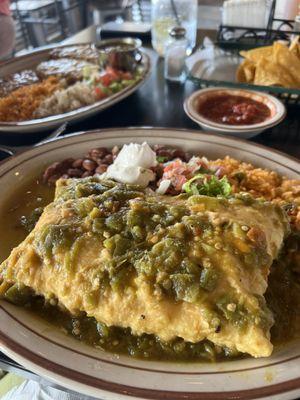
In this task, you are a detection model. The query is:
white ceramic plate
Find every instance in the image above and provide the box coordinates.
[0,128,299,400]
[0,45,150,134]
[184,88,286,139]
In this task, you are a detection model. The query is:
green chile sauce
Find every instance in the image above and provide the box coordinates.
[0,177,299,362]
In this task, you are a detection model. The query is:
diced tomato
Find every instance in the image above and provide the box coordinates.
[163,160,179,172]
[162,159,207,192]
[105,66,120,80]
[100,74,113,87]
[160,160,189,192]
[94,87,106,99]
[172,175,187,191]
[163,160,192,178]
[164,159,184,173]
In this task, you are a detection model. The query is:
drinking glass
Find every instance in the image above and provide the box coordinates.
[151,0,198,57]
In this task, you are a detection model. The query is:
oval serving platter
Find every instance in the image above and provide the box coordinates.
[0,45,150,134]
[0,128,299,400]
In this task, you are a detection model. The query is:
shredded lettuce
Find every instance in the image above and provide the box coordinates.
[182,174,232,197]
[109,82,123,93]
[82,65,99,81]
[157,155,169,163]
[122,79,135,86]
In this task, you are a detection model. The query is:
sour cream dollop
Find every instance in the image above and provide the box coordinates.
[101,142,157,187]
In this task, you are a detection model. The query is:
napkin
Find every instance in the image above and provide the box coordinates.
[186,37,240,82]
[1,380,93,400]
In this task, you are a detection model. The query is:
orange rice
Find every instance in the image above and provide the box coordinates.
[0,77,61,122]
[208,156,300,230]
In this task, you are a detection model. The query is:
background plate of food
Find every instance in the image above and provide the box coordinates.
[0,42,150,134]
[0,128,299,400]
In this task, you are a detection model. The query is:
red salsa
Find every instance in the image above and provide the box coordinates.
[198,94,271,125]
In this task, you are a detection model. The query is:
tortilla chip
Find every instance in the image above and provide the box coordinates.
[272,42,300,87]
[240,46,273,63]
[236,60,255,83]
[254,58,297,88]
[238,40,300,89]
[237,59,256,83]
[236,63,247,83]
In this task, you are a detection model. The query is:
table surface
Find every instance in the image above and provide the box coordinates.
[0,25,299,399]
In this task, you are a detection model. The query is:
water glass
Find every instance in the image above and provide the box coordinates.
[151,0,198,57]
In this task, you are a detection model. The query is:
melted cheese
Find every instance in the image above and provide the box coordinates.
[0,178,290,358]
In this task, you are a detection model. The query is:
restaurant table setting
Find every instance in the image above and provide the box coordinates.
[0,1,299,399]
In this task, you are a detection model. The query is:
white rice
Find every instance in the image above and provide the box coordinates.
[34,81,97,118]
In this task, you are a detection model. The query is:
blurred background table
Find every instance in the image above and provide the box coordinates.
[11,0,87,51]
[0,11,299,400]
[1,23,299,159]
[10,0,222,54]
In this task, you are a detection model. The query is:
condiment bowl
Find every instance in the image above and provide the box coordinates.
[184,87,286,139]
[97,37,143,72]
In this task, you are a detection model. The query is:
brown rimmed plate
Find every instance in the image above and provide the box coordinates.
[0,45,150,134]
[184,88,286,139]
[0,128,299,400]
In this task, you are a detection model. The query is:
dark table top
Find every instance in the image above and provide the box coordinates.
[0,33,299,397]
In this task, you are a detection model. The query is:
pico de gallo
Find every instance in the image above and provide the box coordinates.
[84,66,139,101]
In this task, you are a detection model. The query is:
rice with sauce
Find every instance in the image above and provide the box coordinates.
[208,156,300,230]
[0,77,60,122]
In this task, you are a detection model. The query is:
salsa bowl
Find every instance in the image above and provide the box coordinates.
[184,88,286,138]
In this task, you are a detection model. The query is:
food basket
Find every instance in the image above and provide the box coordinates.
[188,75,300,106]
[188,0,300,106]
